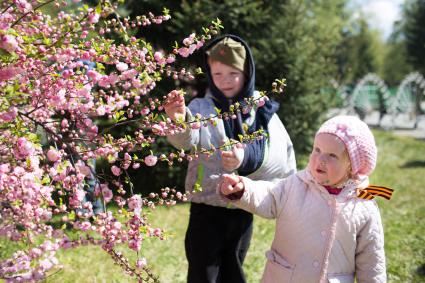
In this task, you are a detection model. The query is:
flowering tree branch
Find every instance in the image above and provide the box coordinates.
[0,0,285,281]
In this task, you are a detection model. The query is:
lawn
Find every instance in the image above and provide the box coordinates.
[1,129,424,282]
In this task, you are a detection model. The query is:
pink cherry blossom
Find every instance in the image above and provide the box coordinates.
[196,40,204,49]
[188,44,197,54]
[102,186,113,203]
[61,119,69,128]
[0,13,13,30]
[127,194,142,216]
[152,227,161,237]
[0,35,19,53]
[191,121,201,129]
[128,239,142,251]
[154,51,163,61]
[46,149,61,162]
[141,107,150,115]
[166,55,175,64]
[178,47,190,57]
[74,189,86,202]
[182,33,195,46]
[98,76,111,88]
[87,70,101,82]
[0,66,23,81]
[0,107,18,122]
[15,0,32,13]
[75,160,92,176]
[116,62,128,72]
[111,165,122,176]
[183,38,192,46]
[88,13,100,24]
[144,155,157,166]
[121,69,138,80]
[14,137,35,159]
[96,105,106,116]
[136,258,147,268]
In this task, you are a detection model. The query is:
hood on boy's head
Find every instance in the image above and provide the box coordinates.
[316,115,377,180]
[203,34,255,108]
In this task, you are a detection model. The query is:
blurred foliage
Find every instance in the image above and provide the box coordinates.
[336,17,382,84]
[378,0,424,87]
[403,0,425,76]
[254,0,346,154]
[382,21,413,87]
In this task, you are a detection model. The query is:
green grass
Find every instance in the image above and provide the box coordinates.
[1,130,424,282]
[371,131,425,283]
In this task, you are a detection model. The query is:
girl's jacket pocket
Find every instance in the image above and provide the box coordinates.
[261,249,294,282]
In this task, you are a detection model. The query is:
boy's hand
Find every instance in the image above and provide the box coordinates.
[220,174,244,195]
[164,91,186,122]
[221,144,244,171]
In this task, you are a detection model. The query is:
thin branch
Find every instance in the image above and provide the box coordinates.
[11,0,56,28]
[1,3,14,14]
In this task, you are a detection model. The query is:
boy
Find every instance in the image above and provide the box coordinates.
[164,35,296,283]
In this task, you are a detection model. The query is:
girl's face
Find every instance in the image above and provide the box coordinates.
[309,133,351,187]
[209,60,245,98]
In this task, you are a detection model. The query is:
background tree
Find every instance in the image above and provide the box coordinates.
[336,16,383,85]
[125,0,347,161]
[403,0,425,76]
[382,21,413,87]
[254,0,346,155]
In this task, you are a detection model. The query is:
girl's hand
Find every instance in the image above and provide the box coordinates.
[164,91,186,122]
[220,174,244,195]
[221,144,244,171]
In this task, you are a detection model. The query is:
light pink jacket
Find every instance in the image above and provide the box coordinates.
[235,169,386,283]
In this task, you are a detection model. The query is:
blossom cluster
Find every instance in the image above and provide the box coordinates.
[0,0,223,281]
[0,0,284,281]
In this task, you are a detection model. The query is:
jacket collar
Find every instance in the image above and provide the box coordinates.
[297,169,370,200]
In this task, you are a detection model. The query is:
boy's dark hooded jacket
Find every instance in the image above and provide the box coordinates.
[204,34,280,176]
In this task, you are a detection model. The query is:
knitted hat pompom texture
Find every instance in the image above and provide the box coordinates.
[316,115,377,179]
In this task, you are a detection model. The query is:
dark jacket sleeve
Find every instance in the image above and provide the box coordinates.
[237,138,265,176]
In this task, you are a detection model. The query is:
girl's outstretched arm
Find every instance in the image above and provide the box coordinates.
[220,174,289,219]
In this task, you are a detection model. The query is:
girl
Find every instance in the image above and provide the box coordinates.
[220,115,393,283]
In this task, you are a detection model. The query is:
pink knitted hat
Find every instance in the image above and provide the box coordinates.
[316,115,377,179]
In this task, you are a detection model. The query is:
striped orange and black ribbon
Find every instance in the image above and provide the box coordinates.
[357,185,394,200]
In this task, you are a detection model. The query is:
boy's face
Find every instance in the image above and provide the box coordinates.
[209,60,245,98]
[309,133,351,187]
